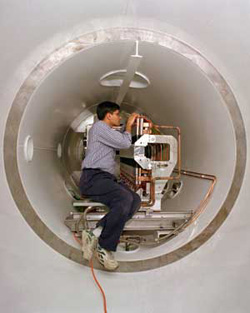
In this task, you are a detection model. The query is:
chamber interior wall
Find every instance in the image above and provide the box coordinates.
[17,40,236,253]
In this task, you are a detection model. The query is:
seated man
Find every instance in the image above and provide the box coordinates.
[79,101,141,270]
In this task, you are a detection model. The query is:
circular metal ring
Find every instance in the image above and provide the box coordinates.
[4,28,246,272]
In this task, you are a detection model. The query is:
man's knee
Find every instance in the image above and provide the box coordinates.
[120,190,134,205]
[130,193,141,217]
[123,191,141,219]
[133,192,141,205]
[116,191,133,217]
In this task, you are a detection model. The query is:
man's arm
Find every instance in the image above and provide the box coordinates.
[97,113,139,149]
[125,113,139,133]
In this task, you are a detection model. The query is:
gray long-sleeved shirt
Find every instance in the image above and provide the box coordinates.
[82,120,132,175]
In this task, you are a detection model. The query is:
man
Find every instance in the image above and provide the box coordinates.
[79,101,141,270]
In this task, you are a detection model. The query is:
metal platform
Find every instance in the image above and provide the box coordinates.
[72,200,106,208]
[64,210,192,233]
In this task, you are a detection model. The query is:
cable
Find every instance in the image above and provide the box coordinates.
[73,233,108,313]
[89,258,107,313]
[73,232,82,244]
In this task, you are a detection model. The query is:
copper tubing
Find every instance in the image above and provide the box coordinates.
[120,168,136,183]
[120,169,156,207]
[156,219,188,243]
[137,176,151,182]
[144,168,216,211]
[120,170,137,190]
[135,118,182,180]
[141,179,155,207]
[121,113,216,241]
[134,115,153,130]
[153,169,217,243]
[135,117,181,175]
[154,125,181,180]
[175,169,217,227]
[120,168,216,244]
[121,165,216,223]
[121,116,182,207]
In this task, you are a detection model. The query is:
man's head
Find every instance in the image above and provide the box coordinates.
[97,101,121,127]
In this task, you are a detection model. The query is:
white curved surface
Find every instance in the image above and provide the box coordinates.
[15,38,236,258]
[1,1,250,312]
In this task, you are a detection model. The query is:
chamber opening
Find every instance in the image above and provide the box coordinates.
[5,28,244,270]
[17,40,235,260]
[63,111,216,251]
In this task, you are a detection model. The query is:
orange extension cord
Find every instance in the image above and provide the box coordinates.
[73,233,108,313]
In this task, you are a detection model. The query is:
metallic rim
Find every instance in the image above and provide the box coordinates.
[4,28,246,272]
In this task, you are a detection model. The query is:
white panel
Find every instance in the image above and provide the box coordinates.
[1,1,250,313]
[17,41,135,149]
[17,146,79,247]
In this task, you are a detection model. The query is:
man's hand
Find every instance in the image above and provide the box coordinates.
[126,113,140,133]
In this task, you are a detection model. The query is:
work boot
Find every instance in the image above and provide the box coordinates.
[82,230,97,260]
[95,244,119,271]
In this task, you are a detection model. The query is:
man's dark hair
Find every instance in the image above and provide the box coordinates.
[96,101,120,120]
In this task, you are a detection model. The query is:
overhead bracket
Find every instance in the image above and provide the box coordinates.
[116,41,143,105]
